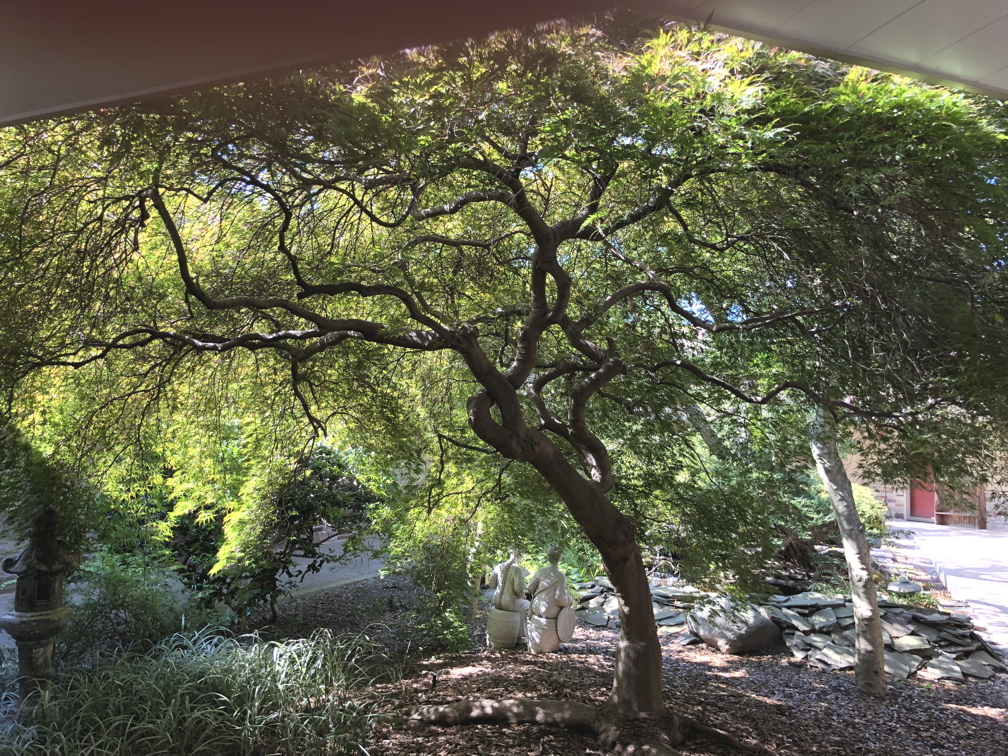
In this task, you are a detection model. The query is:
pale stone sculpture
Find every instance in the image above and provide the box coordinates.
[485,548,529,648]
[526,545,573,653]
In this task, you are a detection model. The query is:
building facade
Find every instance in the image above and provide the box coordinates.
[845,458,1008,530]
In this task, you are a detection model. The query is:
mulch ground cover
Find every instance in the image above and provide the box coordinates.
[253,576,1008,756]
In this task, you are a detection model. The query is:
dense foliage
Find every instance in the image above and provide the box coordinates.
[3,15,1008,709]
[1,630,386,756]
[57,550,207,668]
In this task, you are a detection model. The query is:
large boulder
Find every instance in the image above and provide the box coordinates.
[686,596,781,654]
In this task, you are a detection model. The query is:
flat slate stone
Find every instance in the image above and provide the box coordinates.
[831,628,852,648]
[833,605,855,619]
[810,608,837,632]
[654,608,680,622]
[884,651,920,680]
[651,584,698,596]
[939,630,972,643]
[919,657,965,683]
[578,609,611,627]
[678,633,701,646]
[842,627,892,647]
[782,592,845,609]
[957,658,995,679]
[603,595,620,616]
[595,576,614,591]
[880,614,913,638]
[912,611,951,623]
[808,656,835,672]
[781,607,814,632]
[804,633,833,649]
[935,600,967,612]
[970,650,1007,672]
[657,613,685,626]
[761,605,788,624]
[657,624,685,636]
[946,645,982,658]
[893,635,932,653]
[909,623,941,642]
[811,642,856,670]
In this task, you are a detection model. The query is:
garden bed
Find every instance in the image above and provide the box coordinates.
[263,577,1008,756]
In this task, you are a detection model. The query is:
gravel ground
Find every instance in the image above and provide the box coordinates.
[259,577,1008,756]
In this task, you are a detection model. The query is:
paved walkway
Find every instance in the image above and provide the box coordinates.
[890,520,1008,653]
[281,536,384,600]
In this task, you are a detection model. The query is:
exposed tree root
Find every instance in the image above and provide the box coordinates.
[681,716,771,755]
[407,698,597,731]
[406,697,769,755]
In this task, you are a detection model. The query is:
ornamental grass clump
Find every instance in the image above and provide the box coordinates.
[0,628,385,756]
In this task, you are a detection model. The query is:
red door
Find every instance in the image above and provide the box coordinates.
[909,480,935,519]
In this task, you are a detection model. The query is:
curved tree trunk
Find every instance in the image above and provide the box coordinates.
[528,443,664,716]
[461,326,665,717]
[808,406,887,698]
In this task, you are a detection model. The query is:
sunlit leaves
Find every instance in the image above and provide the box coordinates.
[3,16,1008,600]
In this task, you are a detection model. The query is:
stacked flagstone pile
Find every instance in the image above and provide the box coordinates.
[572,577,698,639]
[572,578,1005,683]
[765,591,1005,682]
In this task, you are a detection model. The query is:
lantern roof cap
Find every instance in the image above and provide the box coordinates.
[1,540,80,577]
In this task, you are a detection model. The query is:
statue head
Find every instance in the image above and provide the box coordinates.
[547,545,562,565]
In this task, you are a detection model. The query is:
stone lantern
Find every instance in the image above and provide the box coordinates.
[0,505,81,698]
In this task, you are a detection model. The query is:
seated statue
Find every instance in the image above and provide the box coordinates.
[526,545,573,653]
[486,548,530,642]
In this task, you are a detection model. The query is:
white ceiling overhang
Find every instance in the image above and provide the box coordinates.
[2,1,1006,127]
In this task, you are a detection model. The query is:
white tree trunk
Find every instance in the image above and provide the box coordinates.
[808,406,887,698]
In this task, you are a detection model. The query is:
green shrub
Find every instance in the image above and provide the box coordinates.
[412,599,472,653]
[787,471,890,543]
[58,550,211,668]
[1,629,384,756]
[167,444,382,620]
[384,516,478,651]
[854,486,890,541]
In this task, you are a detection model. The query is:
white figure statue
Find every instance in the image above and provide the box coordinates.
[487,548,530,641]
[526,545,573,653]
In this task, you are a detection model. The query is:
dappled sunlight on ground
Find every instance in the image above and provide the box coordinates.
[262,577,1008,755]
[445,664,491,679]
[661,630,1008,756]
[940,702,1007,722]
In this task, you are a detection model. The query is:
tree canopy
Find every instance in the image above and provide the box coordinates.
[3,17,1008,719]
